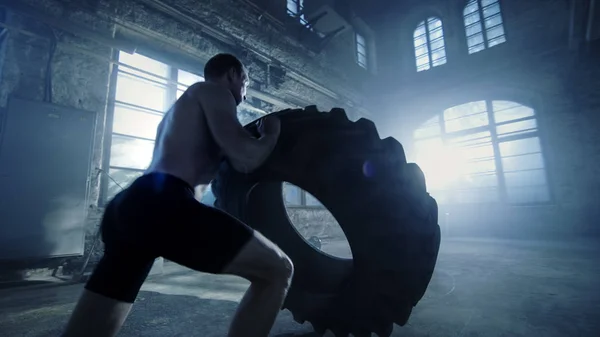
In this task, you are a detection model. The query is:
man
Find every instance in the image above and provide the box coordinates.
[62,53,294,337]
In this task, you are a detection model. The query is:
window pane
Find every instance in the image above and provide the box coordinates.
[177,69,204,87]
[357,43,367,54]
[483,3,500,17]
[488,35,507,47]
[445,101,487,119]
[493,101,535,122]
[467,34,485,49]
[463,159,496,174]
[430,37,445,52]
[112,105,163,140]
[459,143,495,161]
[358,53,367,67]
[356,34,365,46]
[283,182,302,206]
[464,173,498,188]
[118,52,169,80]
[106,168,144,201]
[115,73,169,111]
[484,13,503,29]
[482,0,498,7]
[464,12,481,26]
[504,169,547,187]
[464,0,479,15]
[432,53,447,67]
[502,153,545,172]
[486,25,505,40]
[416,55,431,69]
[448,130,492,147]
[499,137,541,156]
[429,26,444,40]
[109,135,154,170]
[417,64,431,72]
[469,43,486,54]
[455,188,499,203]
[177,89,185,100]
[414,36,428,48]
[466,22,483,36]
[506,185,550,204]
[496,119,537,138]
[428,18,442,30]
[445,112,489,133]
[415,45,429,58]
[414,22,426,38]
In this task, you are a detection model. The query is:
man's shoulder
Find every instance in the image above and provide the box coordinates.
[185,81,236,113]
[187,81,232,99]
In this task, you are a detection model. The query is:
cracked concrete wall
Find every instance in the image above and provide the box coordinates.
[368,0,600,239]
[0,0,364,267]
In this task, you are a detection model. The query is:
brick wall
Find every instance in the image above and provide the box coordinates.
[0,0,366,267]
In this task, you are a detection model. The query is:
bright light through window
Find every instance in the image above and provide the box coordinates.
[105,51,204,201]
[413,100,549,205]
[414,17,447,72]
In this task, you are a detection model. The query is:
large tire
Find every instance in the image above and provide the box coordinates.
[212,106,441,337]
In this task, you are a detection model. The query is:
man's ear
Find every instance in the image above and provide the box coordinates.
[226,68,236,82]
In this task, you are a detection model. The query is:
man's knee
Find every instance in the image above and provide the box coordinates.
[275,252,294,285]
[223,231,294,284]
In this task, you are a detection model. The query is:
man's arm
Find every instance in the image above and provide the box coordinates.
[189,83,279,173]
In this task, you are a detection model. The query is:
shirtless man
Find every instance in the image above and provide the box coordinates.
[62,53,294,337]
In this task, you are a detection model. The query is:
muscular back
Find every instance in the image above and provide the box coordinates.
[146,82,278,188]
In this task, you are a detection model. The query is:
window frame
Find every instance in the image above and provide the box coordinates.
[463,0,507,54]
[413,99,553,207]
[355,32,368,69]
[99,51,205,205]
[414,16,447,72]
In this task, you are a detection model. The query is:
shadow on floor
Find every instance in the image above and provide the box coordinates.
[0,287,314,337]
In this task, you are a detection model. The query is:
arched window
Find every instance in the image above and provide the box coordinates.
[413,100,549,205]
[464,0,506,54]
[414,17,447,72]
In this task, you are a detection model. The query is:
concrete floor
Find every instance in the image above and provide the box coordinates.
[0,238,599,337]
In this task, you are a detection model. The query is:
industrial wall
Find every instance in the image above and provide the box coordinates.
[369,0,600,239]
[0,0,371,269]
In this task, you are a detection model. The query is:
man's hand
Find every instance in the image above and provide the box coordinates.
[257,114,281,137]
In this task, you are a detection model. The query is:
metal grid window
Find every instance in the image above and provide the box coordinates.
[414,17,447,72]
[464,0,507,54]
[356,33,368,69]
[103,51,204,201]
[413,100,550,205]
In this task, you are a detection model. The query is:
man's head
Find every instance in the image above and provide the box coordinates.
[204,53,249,106]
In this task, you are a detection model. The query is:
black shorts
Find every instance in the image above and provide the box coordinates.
[85,172,254,303]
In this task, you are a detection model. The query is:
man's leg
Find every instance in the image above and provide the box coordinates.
[62,191,156,337]
[161,202,293,337]
[221,231,294,337]
[62,240,156,337]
